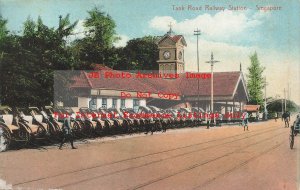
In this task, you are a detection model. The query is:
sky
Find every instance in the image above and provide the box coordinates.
[0,0,300,104]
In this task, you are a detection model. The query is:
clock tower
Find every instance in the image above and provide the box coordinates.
[157,29,187,76]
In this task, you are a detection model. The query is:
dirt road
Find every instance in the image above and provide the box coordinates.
[0,120,299,190]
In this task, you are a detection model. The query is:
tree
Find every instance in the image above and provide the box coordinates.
[0,15,78,107]
[246,52,265,106]
[0,16,8,40]
[267,99,300,113]
[72,7,119,67]
[114,36,159,70]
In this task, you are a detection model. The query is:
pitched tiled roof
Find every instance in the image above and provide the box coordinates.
[176,72,241,96]
[71,72,91,88]
[71,69,243,98]
[87,70,159,92]
[171,35,182,43]
[243,105,260,112]
[157,34,187,46]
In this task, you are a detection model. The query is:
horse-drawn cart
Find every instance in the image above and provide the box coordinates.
[289,114,300,149]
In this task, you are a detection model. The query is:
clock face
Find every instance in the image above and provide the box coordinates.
[178,51,183,60]
[163,51,171,59]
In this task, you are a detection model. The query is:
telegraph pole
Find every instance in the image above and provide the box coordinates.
[284,88,286,112]
[281,97,284,115]
[206,52,219,125]
[288,83,291,100]
[194,29,201,124]
[264,77,268,120]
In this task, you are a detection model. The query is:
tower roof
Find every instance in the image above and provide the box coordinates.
[157,34,187,46]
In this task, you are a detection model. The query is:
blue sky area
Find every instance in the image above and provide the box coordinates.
[0,0,299,51]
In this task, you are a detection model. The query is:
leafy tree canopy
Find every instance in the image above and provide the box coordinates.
[246,52,265,106]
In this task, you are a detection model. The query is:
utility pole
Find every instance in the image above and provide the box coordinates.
[284,88,286,112]
[281,98,284,115]
[194,29,201,124]
[264,77,268,120]
[206,52,219,125]
[288,83,290,100]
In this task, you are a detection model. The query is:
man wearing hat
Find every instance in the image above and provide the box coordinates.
[241,110,249,131]
[282,111,290,128]
[59,113,77,149]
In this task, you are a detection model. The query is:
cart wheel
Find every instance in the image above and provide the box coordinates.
[94,123,103,136]
[48,122,62,141]
[0,125,11,152]
[48,122,56,136]
[37,125,47,137]
[289,126,294,149]
[18,123,31,146]
[82,121,94,138]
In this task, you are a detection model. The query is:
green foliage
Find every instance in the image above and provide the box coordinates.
[85,7,119,49]
[0,15,78,107]
[115,36,159,70]
[72,7,119,66]
[246,52,265,106]
[0,16,8,40]
[267,99,300,113]
[0,7,161,107]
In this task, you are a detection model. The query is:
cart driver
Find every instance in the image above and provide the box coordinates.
[59,113,77,150]
[241,110,249,131]
[282,111,290,128]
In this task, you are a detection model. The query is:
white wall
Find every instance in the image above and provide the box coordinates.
[125,99,133,108]
[78,97,89,108]
[84,97,146,109]
[140,99,146,106]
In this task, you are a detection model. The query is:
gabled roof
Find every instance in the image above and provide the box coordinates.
[71,72,91,88]
[157,34,187,46]
[71,69,247,100]
[176,72,243,97]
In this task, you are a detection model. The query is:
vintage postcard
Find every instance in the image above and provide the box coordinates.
[0,0,299,189]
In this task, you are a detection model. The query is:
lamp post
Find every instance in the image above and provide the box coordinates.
[206,52,219,126]
[194,29,201,123]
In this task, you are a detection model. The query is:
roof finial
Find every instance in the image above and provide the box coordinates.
[167,22,173,35]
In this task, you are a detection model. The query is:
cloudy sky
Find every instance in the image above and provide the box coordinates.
[0,0,299,104]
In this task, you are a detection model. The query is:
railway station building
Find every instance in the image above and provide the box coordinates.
[69,32,249,114]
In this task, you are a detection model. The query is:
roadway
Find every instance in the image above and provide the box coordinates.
[0,119,299,190]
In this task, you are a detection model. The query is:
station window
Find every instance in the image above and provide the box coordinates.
[133,99,140,113]
[102,98,107,108]
[112,98,117,108]
[121,99,126,108]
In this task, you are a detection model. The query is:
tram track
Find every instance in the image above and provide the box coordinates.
[127,132,286,190]
[13,125,285,188]
[192,141,284,190]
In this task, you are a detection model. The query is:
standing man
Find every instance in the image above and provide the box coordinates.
[59,114,77,149]
[242,110,249,131]
[206,111,211,129]
[282,111,291,128]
